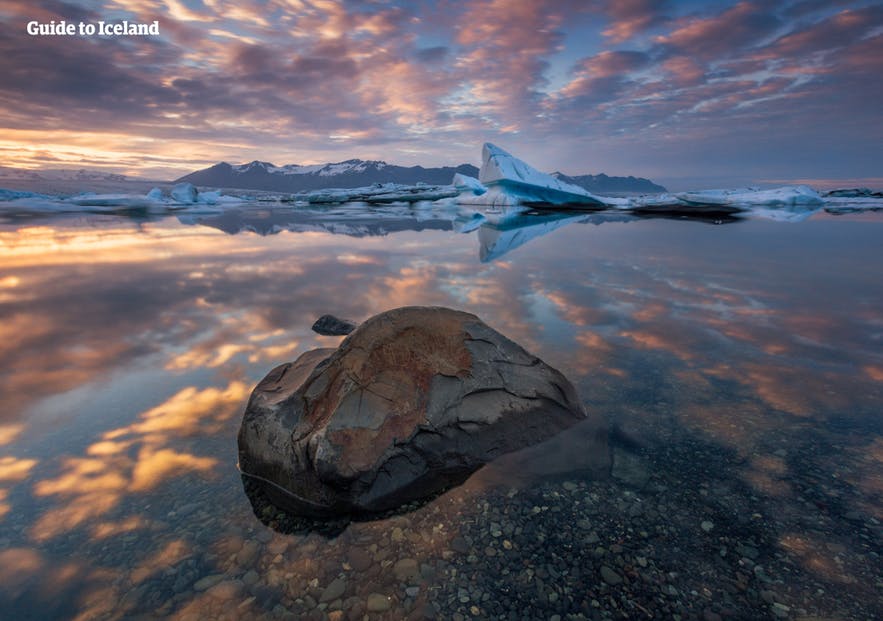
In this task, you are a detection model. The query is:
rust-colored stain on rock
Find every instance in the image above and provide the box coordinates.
[303,310,474,472]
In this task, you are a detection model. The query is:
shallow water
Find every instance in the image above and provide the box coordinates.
[0,204,881,620]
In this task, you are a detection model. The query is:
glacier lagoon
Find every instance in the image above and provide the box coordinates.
[0,203,881,620]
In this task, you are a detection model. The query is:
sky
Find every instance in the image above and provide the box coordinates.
[0,0,881,188]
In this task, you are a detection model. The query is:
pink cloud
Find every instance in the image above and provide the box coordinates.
[661,56,706,87]
[656,2,781,58]
[452,0,586,130]
[601,0,669,43]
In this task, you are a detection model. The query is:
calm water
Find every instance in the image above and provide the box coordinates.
[0,204,881,620]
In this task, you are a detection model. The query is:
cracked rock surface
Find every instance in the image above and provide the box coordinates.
[238,306,597,516]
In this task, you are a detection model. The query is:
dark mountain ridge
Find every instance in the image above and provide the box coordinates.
[175,158,666,194]
[553,172,666,194]
[176,160,480,193]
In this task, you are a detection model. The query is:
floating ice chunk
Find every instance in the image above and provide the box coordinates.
[628,193,689,209]
[824,187,883,198]
[626,193,742,215]
[305,188,351,204]
[0,194,75,212]
[171,182,198,203]
[304,183,457,204]
[196,190,244,205]
[452,173,487,195]
[477,143,606,207]
[749,185,825,205]
[677,185,822,207]
[596,195,631,209]
[366,187,457,203]
[68,194,156,208]
[198,190,221,204]
[0,188,50,201]
[0,187,233,215]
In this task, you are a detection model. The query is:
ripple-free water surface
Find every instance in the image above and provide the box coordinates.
[1,206,881,620]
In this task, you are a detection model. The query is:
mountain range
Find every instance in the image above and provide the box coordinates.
[175,159,666,194]
[175,160,479,193]
[552,172,666,194]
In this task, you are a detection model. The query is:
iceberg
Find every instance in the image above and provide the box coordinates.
[165,183,243,207]
[454,188,527,208]
[459,143,607,208]
[0,188,50,201]
[196,189,241,205]
[625,193,743,215]
[676,185,823,207]
[171,182,198,203]
[0,184,240,215]
[824,187,883,198]
[68,193,159,208]
[452,173,487,195]
[304,182,457,204]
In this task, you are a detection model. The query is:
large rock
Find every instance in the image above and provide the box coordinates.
[238,306,592,516]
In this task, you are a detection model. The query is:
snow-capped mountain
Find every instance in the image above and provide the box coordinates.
[175,159,480,192]
[233,159,385,177]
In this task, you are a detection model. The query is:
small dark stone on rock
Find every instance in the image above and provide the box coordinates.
[311,314,358,336]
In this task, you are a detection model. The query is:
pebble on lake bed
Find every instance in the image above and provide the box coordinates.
[365,593,391,612]
[600,565,623,585]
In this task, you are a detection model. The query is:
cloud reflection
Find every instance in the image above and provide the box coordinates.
[28,379,246,541]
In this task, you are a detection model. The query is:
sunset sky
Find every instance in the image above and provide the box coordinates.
[1,0,881,187]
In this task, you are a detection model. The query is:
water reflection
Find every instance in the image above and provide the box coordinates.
[477,211,635,262]
[241,413,611,539]
[0,207,881,619]
[177,203,464,237]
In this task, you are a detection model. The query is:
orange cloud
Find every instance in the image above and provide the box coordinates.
[130,447,217,491]
[0,423,25,446]
[0,455,38,482]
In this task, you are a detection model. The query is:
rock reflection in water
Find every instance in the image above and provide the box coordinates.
[240,415,611,538]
